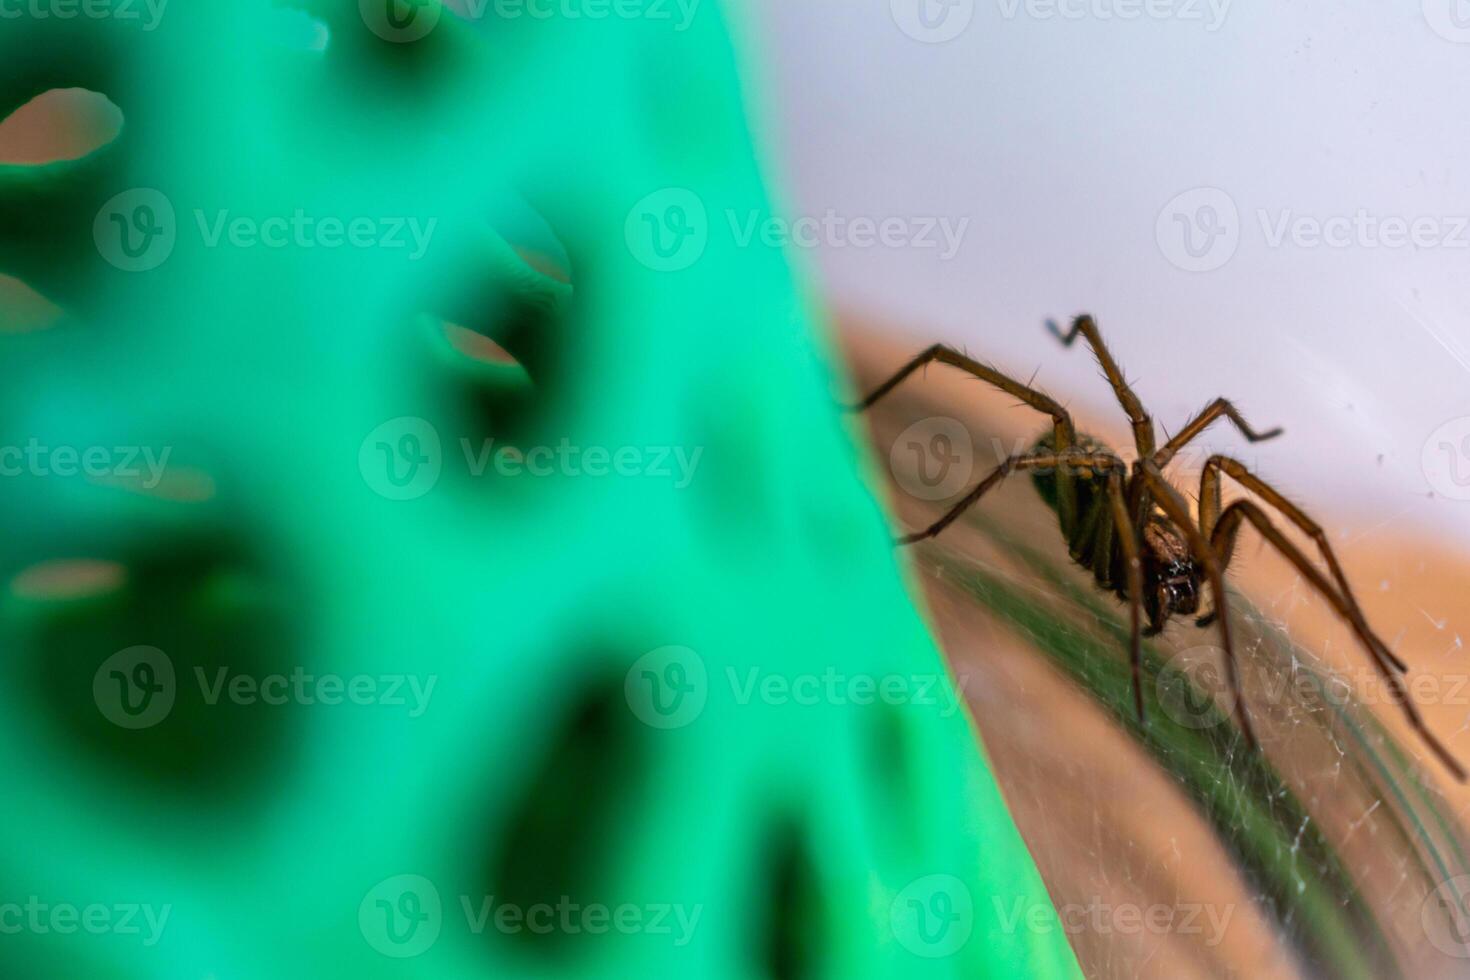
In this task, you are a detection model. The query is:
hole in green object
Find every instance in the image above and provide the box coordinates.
[422,314,539,457]
[18,534,305,808]
[0,89,122,165]
[444,321,521,367]
[483,672,643,957]
[430,223,573,449]
[11,559,127,602]
[0,274,62,333]
[867,703,922,857]
[443,245,570,381]
[761,819,824,980]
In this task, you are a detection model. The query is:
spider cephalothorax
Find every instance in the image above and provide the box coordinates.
[852,315,1464,781]
[1029,432,1201,628]
[1142,523,1201,625]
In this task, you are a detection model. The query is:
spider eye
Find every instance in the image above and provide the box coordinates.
[1161,568,1201,614]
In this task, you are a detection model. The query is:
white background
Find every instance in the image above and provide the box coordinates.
[744,0,1470,545]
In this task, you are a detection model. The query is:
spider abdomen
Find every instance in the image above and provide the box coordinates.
[1027,430,1130,595]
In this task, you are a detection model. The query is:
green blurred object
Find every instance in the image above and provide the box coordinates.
[0,3,1079,976]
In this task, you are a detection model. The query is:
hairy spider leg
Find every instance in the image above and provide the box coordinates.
[1137,462,1257,749]
[1198,455,1406,673]
[1208,500,1466,782]
[853,344,1085,541]
[896,451,1124,546]
[1106,468,1147,725]
[1154,398,1283,469]
[1048,315,1157,458]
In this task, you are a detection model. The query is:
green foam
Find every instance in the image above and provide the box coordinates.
[0,4,1079,976]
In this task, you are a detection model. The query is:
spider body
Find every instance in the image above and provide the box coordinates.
[1029,430,1202,632]
[853,315,1465,781]
[1142,533,1202,624]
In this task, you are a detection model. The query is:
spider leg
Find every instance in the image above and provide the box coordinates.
[854,345,1089,541]
[1153,399,1284,469]
[1047,315,1157,457]
[1135,462,1257,749]
[849,343,1075,450]
[1208,501,1465,781]
[1105,468,1147,726]
[896,450,1121,545]
[1197,455,1407,673]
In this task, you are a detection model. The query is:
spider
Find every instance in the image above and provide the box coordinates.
[853,315,1464,782]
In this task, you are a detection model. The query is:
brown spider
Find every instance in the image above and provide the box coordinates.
[854,315,1464,782]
